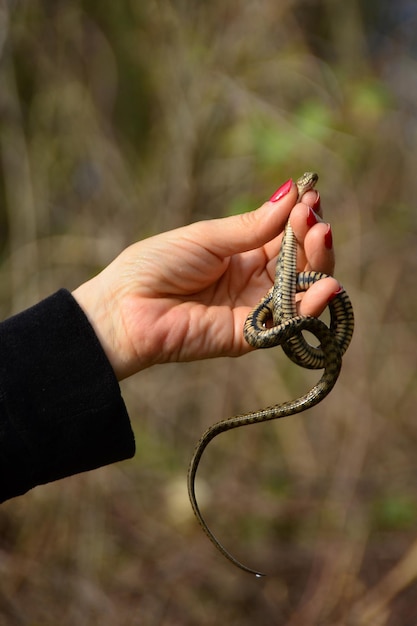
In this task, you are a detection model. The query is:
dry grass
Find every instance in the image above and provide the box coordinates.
[1,1,417,624]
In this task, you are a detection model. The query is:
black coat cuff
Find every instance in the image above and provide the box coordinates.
[0,289,135,501]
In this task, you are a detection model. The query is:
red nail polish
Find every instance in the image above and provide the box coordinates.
[269,179,292,202]
[327,286,343,303]
[312,191,321,212]
[307,206,319,227]
[324,224,333,249]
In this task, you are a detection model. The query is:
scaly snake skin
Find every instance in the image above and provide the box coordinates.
[187,173,354,577]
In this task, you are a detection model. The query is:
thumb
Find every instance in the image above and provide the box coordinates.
[192,180,298,257]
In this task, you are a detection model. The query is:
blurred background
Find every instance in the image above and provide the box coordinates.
[0,0,417,624]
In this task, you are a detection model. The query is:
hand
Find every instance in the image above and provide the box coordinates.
[73,180,340,380]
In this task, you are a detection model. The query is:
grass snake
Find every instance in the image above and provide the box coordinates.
[187,172,354,577]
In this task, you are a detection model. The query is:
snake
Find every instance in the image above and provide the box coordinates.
[187,172,354,577]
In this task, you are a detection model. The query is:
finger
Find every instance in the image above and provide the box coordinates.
[298,189,321,217]
[301,222,334,274]
[298,276,340,317]
[290,204,335,275]
[190,179,299,257]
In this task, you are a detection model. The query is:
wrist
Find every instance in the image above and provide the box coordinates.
[72,275,134,381]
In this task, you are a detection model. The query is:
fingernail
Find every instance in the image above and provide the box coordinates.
[327,285,343,303]
[269,179,292,202]
[312,191,321,212]
[324,224,333,249]
[307,206,319,227]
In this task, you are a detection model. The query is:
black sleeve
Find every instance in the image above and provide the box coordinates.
[0,289,135,502]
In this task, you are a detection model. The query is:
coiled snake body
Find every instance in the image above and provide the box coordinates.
[187,173,354,577]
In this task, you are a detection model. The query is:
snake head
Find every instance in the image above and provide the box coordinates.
[296,172,319,196]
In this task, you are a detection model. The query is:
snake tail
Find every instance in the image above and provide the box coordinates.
[187,317,341,576]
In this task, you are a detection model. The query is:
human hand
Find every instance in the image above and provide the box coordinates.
[73,179,340,380]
